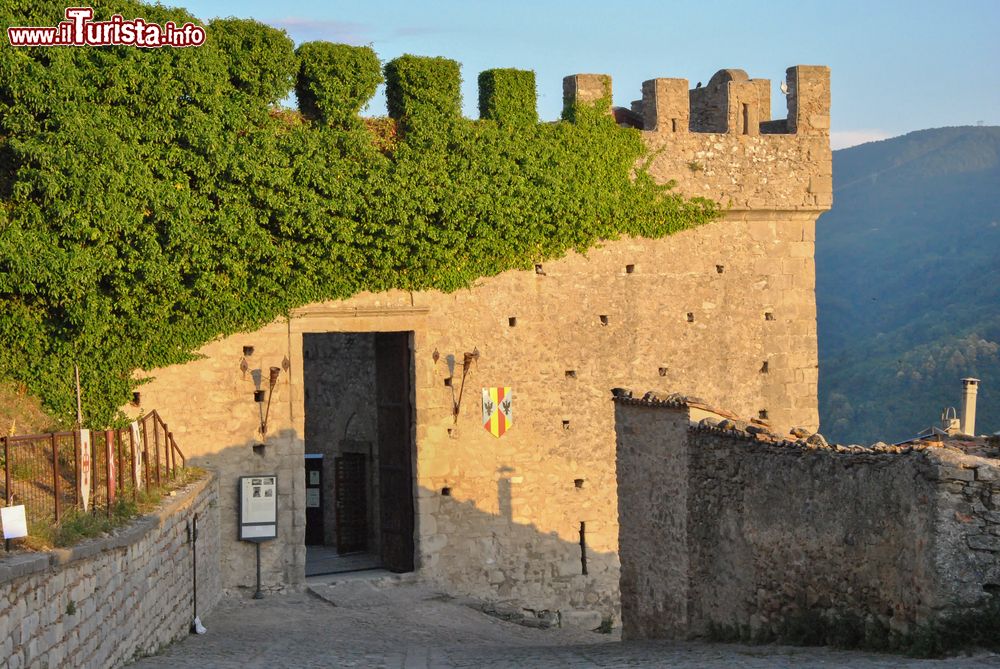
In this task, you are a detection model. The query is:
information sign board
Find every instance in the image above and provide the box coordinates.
[238,474,277,542]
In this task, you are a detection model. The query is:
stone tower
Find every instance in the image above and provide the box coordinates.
[130,63,831,622]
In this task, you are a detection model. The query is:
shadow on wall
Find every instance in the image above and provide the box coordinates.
[184,430,620,621]
[422,477,620,619]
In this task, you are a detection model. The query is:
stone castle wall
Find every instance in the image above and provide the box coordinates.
[0,474,220,668]
[615,398,1000,639]
[125,64,831,619]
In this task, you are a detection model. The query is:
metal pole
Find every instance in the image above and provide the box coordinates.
[129,427,138,501]
[164,425,172,478]
[105,429,114,516]
[254,542,264,599]
[51,433,60,522]
[141,417,151,493]
[4,436,10,550]
[3,436,10,505]
[116,429,124,493]
[190,513,199,630]
[153,417,162,487]
[73,430,80,510]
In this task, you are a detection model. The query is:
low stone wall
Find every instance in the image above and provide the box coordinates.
[615,400,1000,640]
[0,472,220,668]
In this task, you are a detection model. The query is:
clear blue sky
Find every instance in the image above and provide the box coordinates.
[175,0,999,148]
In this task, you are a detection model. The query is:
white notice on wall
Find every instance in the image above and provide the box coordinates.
[240,476,277,525]
[1,505,28,539]
[306,488,320,508]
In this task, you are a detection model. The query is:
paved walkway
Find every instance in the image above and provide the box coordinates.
[131,574,1000,668]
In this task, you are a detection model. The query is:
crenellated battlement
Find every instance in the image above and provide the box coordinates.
[621,66,829,137]
[297,47,831,212]
[391,58,830,211]
[561,66,830,141]
[624,66,832,211]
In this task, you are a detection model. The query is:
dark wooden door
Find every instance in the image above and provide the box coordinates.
[335,453,368,554]
[304,456,324,546]
[375,332,415,573]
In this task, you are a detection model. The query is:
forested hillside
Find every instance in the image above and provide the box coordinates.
[817,126,1000,444]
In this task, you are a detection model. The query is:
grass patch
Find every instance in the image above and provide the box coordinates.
[13,466,204,551]
[0,380,62,435]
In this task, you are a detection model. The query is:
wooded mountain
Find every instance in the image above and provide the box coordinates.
[817,126,1000,444]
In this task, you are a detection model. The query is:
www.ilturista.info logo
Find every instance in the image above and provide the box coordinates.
[7,7,206,48]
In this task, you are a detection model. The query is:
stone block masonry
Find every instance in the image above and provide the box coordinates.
[0,473,221,668]
[615,396,1000,640]
[127,64,830,621]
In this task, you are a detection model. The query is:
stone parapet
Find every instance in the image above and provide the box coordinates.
[615,398,1000,640]
[0,472,221,668]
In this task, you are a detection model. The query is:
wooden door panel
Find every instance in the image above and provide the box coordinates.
[375,332,415,573]
[335,453,367,554]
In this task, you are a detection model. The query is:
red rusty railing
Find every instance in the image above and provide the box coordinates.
[0,410,185,528]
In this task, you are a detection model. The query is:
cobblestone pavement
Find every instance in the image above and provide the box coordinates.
[131,575,1000,669]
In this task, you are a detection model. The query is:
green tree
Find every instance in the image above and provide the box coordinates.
[0,1,717,424]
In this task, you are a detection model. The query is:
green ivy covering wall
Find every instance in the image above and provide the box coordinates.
[0,1,718,425]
